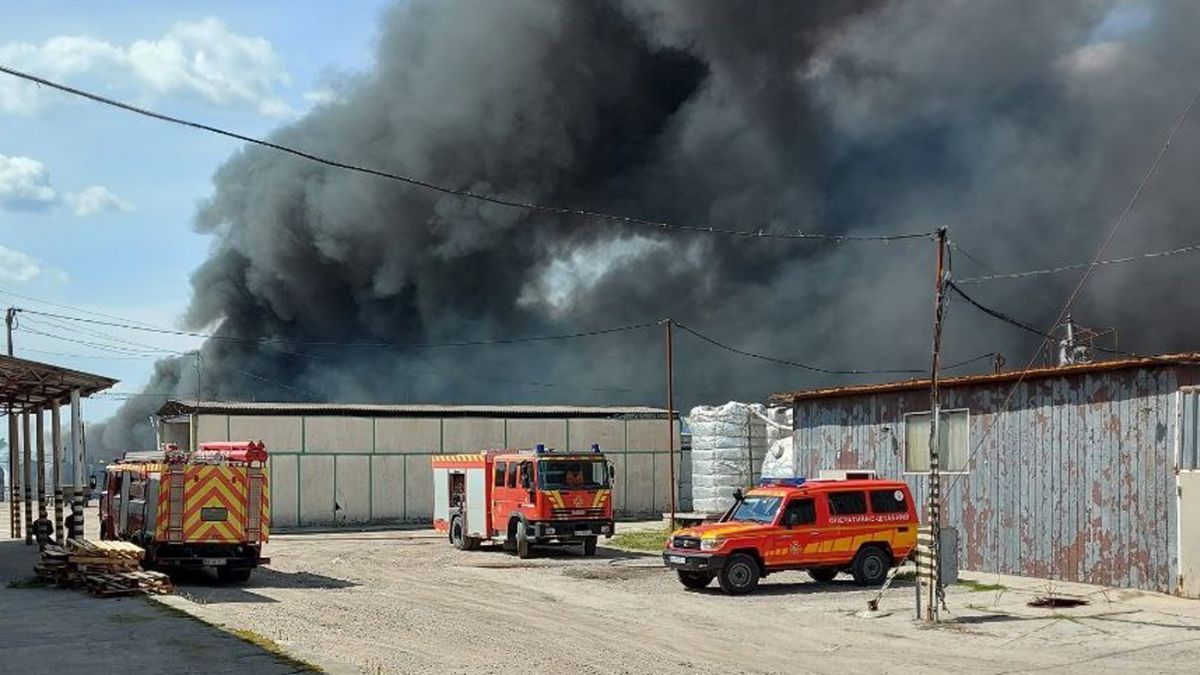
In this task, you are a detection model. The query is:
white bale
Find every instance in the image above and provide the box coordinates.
[761,435,796,478]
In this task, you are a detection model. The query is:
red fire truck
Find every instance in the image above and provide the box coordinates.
[432,444,615,558]
[100,442,270,582]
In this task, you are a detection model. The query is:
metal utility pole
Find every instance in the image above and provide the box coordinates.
[665,318,677,531]
[919,226,948,622]
[5,307,14,356]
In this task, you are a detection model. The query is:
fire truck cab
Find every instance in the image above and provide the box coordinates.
[432,444,615,558]
[100,442,270,582]
[663,478,918,594]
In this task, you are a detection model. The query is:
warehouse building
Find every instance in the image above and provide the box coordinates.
[771,354,1200,597]
[154,400,682,528]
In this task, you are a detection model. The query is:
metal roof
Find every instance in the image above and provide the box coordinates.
[156,399,673,419]
[1,354,118,411]
[770,352,1200,403]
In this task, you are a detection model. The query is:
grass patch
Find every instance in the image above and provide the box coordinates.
[5,576,48,589]
[230,628,322,672]
[959,579,1007,593]
[145,599,321,672]
[610,528,670,552]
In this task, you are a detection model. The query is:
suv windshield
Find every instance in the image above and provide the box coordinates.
[729,496,782,523]
[538,459,609,490]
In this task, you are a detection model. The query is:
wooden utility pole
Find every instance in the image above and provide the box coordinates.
[5,307,14,356]
[665,318,677,531]
[920,226,949,622]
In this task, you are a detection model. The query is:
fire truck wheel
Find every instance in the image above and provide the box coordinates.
[851,546,889,586]
[450,516,467,550]
[516,525,533,559]
[677,570,714,589]
[807,567,838,583]
[582,537,598,557]
[718,553,760,595]
[217,567,252,583]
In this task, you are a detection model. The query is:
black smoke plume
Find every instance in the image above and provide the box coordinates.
[95,0,1200,452]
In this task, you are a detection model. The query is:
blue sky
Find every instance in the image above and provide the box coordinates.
[0,1,392,423]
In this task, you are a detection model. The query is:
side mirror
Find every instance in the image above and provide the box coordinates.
[608,463,615,481]
[521,473,532,490]
[732,488,744,503]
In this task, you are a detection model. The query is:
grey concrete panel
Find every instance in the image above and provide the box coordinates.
[269,454,299,528]
[335,455,371,524]
[567,418,625,453]
[371,455,404,521]
[442,418,505,453]
[626,419,681,453]
[405,455,434,521]
[304,416,373,453]
[299,455,335,526]
[623,454,655,515]
[608,453,627,514]
[505,419,567,451]
[375,418,441,453]
[195,415,229,443]
[230,415,302,451]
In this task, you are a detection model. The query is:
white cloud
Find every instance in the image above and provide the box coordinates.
[0,18,291,117]
[0,153,57,210]
[67,185,133,216]
[303,88,343,107]
[1061,41,1127,76]
[0,245,41,282]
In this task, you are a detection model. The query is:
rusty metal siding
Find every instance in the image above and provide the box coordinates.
[792,365,1187,594]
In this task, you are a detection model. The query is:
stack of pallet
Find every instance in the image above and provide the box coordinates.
[34,539,173,597]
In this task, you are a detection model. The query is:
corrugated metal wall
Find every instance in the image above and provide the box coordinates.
[792,366,1185,594]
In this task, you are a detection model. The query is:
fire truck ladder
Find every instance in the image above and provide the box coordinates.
[246,465,264,542]
[166,464,186,543]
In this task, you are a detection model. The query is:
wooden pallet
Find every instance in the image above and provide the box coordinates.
[84,571,173,597]
[66,539,145,560]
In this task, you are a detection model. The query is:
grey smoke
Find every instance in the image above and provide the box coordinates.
[94,0,1200,453]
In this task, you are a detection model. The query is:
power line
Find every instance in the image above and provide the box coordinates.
[15,308,659,350]
[946,240,997,274]
[0,64,932,244]
[956,241,1200,284]
[673,320,995,376]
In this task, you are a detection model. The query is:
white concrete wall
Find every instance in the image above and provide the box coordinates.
[195,415,229,444]
[180,413,682,526]
[230,415,302,451]
[442,418,504,453]
[505,419,567,451]
[304,417,373,452]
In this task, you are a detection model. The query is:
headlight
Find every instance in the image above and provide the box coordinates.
[700,538,725,551]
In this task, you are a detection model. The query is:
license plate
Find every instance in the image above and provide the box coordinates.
[203,558,226,566]
[668,555,686,565]
[575,529,592,536]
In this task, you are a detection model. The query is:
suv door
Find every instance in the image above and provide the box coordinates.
[769,497,817,567]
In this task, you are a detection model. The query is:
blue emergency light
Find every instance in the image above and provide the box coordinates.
[758,477,806,487]
[591,443,600,453]
[535,444,546,454]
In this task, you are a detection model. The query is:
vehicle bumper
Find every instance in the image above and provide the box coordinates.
[662,551,727,572]
[530,520,613,541]
[156,556,269,569]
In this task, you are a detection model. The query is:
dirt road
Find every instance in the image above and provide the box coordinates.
[161,528,1200,674]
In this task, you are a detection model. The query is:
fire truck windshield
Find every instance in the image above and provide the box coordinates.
[537,459,609,490]
[729,496,781,524]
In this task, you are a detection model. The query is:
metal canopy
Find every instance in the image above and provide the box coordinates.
[0,354,117,411]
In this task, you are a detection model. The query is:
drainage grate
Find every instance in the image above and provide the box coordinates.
[1027,596,1089,609]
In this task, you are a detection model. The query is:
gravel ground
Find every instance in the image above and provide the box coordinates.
[156,527,1200,674]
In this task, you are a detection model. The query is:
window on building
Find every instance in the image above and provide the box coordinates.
[870,489,908,514]
[904,409,969,473]
[494,461,507,488]
[782,498,816,526]
[1182,389,1200,471]
[827,491,867,515]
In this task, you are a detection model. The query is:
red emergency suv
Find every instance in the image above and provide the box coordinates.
[663,478,918,594]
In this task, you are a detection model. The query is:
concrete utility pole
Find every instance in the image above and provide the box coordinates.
[5,307,14,356]
[919,226,948,622]
[664,318,677,531]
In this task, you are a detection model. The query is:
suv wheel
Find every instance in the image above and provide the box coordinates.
[717,553,760,595]
[808,567,838,583]
[851,546,889,586]
[677,570,715,589]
